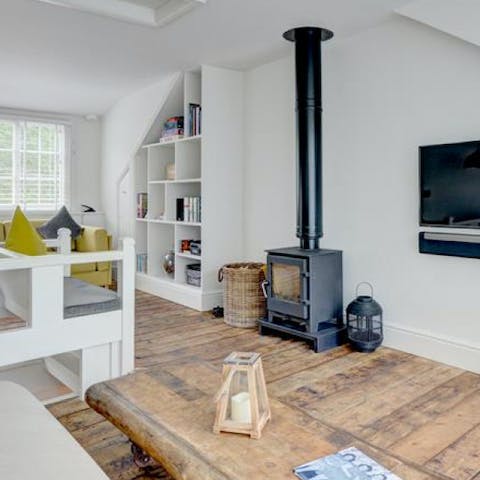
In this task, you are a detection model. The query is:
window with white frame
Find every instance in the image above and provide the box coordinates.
[0,118,69,212]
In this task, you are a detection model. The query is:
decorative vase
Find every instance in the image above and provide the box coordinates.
[165,163,175,180]
[163,250,175,275]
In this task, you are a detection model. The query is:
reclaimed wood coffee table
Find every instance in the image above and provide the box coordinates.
[85,346,450,480]
[87,358,353,479]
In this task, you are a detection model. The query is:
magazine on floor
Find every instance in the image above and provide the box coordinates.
[294,447,402,480]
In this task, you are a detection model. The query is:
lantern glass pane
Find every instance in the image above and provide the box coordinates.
[348,314,383,343]
[271,263,301,302]
[255,370,267,418]
[226,370,251,424]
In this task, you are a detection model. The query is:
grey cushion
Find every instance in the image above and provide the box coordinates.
[38,206,82,239]
[64,277,121,318]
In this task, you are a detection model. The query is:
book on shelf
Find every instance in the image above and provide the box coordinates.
[294,447,401,480]
[160,116,184,142]
[176,196,201,223]
[137,193,148,219]
[136,253,148,274]
[188,103,201,137]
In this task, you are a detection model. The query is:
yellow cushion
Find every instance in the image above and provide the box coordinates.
[75,227,109,252]
[71,262,97,274]
[72,270,111,287]
[5,208,47,256]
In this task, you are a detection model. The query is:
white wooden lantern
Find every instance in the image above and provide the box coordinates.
[213,352,271,439]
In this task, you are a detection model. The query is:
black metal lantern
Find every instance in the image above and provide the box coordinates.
[346,282,383,352]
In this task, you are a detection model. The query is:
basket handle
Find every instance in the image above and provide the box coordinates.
[218,267,224,283]
[356,282,374,298]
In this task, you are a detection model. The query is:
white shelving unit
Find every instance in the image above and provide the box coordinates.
[134,67,244,311]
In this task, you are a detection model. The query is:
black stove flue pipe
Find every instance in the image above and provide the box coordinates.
[283,27,333,250]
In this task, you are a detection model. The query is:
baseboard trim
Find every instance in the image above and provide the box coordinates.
[384,322,479,374]
[200,290,223,311]
[136,274,222,312]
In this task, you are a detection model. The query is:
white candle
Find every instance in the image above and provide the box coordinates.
[231,391,251,423]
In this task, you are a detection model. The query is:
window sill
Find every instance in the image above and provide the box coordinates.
[0,209,58,219]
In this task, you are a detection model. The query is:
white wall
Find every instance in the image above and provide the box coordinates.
[100,75,177,237]
[70,115,102,212]
[244,17,480,372]
[244,56,296,257]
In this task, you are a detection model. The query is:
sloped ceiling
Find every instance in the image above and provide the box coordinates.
[396,0,480,47]
[0,0,411,115]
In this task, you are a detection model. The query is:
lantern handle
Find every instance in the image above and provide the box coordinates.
[356,282,374,298]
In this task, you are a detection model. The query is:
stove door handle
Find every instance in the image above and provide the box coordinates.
[261,280,269,298]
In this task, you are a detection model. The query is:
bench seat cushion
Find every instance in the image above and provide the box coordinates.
[64,277,121,319]
[0,382,108,479]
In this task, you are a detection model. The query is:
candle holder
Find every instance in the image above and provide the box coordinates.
[213,352,271,439]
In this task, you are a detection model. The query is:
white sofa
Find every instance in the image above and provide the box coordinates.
[0,381,108,479]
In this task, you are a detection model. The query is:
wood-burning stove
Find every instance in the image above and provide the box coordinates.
[260,248,345,352]
[258,26,347,352]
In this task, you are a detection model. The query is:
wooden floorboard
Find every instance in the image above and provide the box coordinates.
[49,291,480,480]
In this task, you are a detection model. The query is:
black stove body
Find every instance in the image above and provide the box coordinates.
[258,27,347,352]
[259,247,345,352]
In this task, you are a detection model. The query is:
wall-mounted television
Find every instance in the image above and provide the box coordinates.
[420,140,480,229]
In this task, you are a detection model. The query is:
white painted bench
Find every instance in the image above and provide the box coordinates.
[0,232,135,398]
[0,381,108,479]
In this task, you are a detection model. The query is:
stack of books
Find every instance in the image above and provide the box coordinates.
[176,196,201,223]
[161,116,184,142]
[188,104,201,137]
[137,193,148,218]
[136,254,148,274]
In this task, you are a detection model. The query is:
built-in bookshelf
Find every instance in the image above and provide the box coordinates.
[134,67,244,311]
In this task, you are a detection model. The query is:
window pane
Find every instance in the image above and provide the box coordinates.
[39,180,56,203]
[40,126,56,152]
[0,151,13,176]
[23,180,39,205]
[0,121,66,211]
[0,122,13,149]
[40,153,55,177]
[24,152,39,176]
[25,125,39,151]
[0,178,13,205]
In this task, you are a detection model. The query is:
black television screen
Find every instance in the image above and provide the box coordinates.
[420,140,480,228]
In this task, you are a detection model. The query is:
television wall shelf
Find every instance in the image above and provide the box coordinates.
[134,68,244,311]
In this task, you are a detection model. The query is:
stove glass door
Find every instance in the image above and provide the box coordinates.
[267,256,309,319]
[272,263,301,303]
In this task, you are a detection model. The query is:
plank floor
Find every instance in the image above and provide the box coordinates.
[49,291,480,480]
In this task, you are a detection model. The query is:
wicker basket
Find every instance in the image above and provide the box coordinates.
[218,263,266,328]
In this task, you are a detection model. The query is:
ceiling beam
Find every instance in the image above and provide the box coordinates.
[36,0,206,27]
